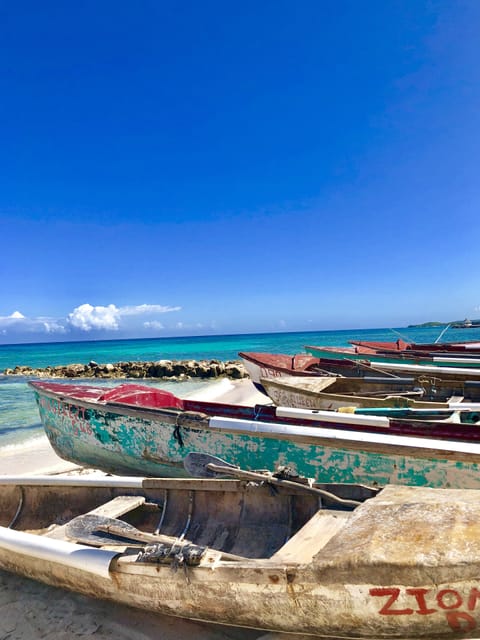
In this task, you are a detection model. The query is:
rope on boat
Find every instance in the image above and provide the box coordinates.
[8,486,24,529]
[178,491,194,541]
[389,327,413,342]
[154,489,168,534]
[435,324,451,343]
[173,415,184,447]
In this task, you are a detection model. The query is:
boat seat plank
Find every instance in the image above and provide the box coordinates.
[271,510,349,563]
[448,395,464,403]
[45,495,146,540]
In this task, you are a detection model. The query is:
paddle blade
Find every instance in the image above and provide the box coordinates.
[184,452,239,478]
[66,514,144,547]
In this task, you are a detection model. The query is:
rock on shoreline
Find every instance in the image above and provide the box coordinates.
[3,359,248,381]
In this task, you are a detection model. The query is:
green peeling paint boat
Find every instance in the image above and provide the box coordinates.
[29,380,480,489]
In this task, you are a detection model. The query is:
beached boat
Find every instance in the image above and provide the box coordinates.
[349,338,480,354]
[239,350,397,392]
[3,471,480,637]
[28,380,480,489]
[304,344,480,379]
[260,374,480,412]
[304,344,480,368]
[239,350,480,395]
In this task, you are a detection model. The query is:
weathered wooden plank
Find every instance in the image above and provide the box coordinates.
[271,510,349,563]
[45,495,145,539]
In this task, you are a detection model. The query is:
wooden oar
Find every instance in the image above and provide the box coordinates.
[66,514,243,561]
[184,452,361,507]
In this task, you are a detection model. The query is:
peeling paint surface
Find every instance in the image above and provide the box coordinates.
[33,390,480,488]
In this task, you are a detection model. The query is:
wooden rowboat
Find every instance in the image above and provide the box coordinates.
[2,471,480,637]
[239,350,480,396]
[304,345,480,378]
[260,374,480,412]
[239,350,397,394]
[349,338,480,354]
[304,344,480,368]
[28,380,480,489]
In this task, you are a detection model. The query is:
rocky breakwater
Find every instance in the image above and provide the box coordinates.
[3,359,248,381]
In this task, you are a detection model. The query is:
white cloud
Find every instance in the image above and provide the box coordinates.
[68,304,121,331]
[0,302,181,340]
[42,321,67,334]
[0,311,26,325]
[67,302,181,332]
[144,321,164,330]
[0,311,65,335]
[120,304,181,316]
[174,321,216,331]
[0,315,23,328]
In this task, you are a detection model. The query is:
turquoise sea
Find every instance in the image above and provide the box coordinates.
[1,325,480,458]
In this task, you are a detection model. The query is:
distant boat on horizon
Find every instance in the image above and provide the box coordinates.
[452,318,480,329]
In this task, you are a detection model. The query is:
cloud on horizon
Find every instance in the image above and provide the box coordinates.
[0,311,67,336]
[0,302,182,339]
[67,303,181,331]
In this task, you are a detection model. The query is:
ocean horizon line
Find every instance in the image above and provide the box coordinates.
[0,325,408,350]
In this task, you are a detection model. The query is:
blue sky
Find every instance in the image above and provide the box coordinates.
[1,0,479,344]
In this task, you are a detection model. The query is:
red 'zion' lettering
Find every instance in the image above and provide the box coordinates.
[468,588,480,610]
[369,587,480,631]
[436,589,463,610]
[405,588,437,615]
[368,588,414,615]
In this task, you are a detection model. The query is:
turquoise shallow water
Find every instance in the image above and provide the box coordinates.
[2,326,478,370]
[1,326,479,456]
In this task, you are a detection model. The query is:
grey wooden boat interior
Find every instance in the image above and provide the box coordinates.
[0,476,376,562]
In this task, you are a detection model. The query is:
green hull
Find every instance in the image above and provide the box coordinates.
[34,388,480,490]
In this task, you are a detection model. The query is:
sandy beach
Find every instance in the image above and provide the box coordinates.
[0,379,279,640]
[0,569,262,640]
